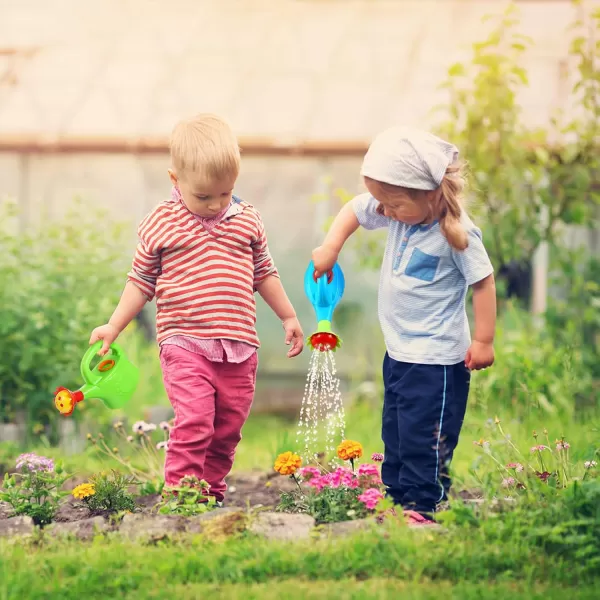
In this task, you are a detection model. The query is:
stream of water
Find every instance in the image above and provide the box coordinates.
[296,349,346,464]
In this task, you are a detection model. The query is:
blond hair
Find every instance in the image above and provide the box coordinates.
[170,113,240,182]
[367,163,468,251]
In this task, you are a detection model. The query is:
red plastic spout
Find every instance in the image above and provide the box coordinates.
[308,331,341,352]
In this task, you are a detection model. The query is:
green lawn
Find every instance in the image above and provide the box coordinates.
[1,515,598,599]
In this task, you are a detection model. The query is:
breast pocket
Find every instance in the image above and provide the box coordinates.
[405,248,440,282]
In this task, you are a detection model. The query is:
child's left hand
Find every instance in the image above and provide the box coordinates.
[283,317,304,358]
[465,341,494,370]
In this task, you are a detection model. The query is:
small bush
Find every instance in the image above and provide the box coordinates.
[72,469,137,513]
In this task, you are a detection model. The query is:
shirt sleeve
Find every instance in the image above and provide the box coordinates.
[351,193,390,230]
[127,217,162,300]
[452,224,494,286]
[252,213,279,289]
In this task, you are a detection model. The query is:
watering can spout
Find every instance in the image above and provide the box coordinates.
[304,261,345,352]
[53,342,139,417]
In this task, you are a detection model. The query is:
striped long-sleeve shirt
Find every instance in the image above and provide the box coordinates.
[127,193,278,348]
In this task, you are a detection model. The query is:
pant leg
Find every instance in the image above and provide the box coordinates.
[381,353,408,504]
[160,345,217,487]
[438,362,471,499]
[386,359,468,516]
[203,352,258,502]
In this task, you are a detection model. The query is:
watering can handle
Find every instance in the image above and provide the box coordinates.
[313,269,333,284]
[81,341,124,385]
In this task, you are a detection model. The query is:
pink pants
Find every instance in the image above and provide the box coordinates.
[160,344,258,501]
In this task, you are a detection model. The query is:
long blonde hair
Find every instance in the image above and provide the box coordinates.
[367,163,468,251]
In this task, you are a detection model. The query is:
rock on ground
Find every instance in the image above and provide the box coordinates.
[0,516,35,539]
[46,516,110,541]
[249,512,315,541]
[119,513,188,542]
[321,518,373,538]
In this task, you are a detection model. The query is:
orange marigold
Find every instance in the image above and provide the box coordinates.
[337,440,363,462]
[274,451,302,476]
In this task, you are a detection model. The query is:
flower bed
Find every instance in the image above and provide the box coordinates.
[273,440,389,524]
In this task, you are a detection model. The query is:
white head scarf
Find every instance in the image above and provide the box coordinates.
[361,126,459,191]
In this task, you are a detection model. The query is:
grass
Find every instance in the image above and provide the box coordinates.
[0,503,598,599]
[159,580,600,600]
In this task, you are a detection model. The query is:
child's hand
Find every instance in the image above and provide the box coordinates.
[89,324,120,356]
[282,317,304,358]
[465,341,494,371]
[312,245,339,279]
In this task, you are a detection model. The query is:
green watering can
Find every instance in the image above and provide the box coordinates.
[53,341,139,417]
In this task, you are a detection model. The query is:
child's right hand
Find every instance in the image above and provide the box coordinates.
[89,324,120,356]
[312,245,339,279]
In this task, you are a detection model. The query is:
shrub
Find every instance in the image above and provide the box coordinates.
[0,200,128,434]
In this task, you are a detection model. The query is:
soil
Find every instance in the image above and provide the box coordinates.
[0,470,297,526]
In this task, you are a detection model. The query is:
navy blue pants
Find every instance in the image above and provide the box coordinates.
[381,354,470,516]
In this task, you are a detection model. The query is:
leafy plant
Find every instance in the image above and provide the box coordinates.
[0,199,128,434]
[139,478,165,497]
[73,469,137,513]
[0,453,71,525]
[157,475,218,516]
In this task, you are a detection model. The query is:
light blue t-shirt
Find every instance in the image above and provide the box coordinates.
[352,193,494,365]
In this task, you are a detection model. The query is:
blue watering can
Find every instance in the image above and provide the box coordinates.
[304,261,345,352]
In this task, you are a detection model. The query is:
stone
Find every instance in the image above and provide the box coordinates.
[119,513,187,542]
[322,518,373,538]
[186,508,247,535]
[0,502,13,520]
[0,516,35,539]
[46,516,109,541]
[249,512,315,541]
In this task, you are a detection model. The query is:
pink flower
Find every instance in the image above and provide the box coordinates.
[357,463,382,485]
[502,477,516,488]
[506,462,524,473]
[357,464,380,477]
[307,467,357,491]
[584,460,597,469]
[530,445,549,453]
[371,453,384,462]
[556,441,570,451]
[358,488,384,510]
[298,466,321,481]
[305,475,327,491]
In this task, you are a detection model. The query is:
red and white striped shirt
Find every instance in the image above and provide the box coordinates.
[127,190,278,349]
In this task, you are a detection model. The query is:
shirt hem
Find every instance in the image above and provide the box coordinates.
[386,349,467,366]
[158,332,260,348]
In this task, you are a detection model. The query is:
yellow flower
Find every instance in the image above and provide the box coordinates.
[274,451,302,476]
[72,483,96,499]
[337,440,363,462]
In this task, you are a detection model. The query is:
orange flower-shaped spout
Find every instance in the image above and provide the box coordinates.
[54,387,84,417]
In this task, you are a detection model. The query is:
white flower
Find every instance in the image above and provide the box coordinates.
[126,436,134,443]
[159,421,171,431]
[584,460,597,469]
[156,441,168,450]
[143,423,157,432]
[132,421,146,434]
